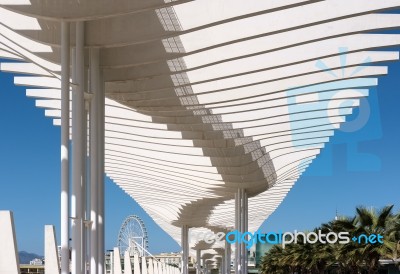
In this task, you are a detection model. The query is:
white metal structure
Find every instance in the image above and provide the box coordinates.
[1,1,400,274]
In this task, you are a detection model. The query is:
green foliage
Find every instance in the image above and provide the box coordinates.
[260,205,399,274]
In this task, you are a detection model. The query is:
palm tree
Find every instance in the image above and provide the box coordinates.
[259,205,399,274]
[354,205,396,274]
[386,212,400,270]
[330,216,364,273]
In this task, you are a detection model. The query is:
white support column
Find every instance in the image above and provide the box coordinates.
[141,257,148,274]
[235,189,248,274]
[89,47,100,274]
[71,19,85,274]
[234,190,240,274]
[181,225,189,274]
[0,211,20,274]
[60,20,70,274]
[196,249,201,274]
[225,239,231,274]
[243,191,248,274]
[240,189,245,274]
[98,60,106,274]
[83,102,88,274]
[45,225,61,274]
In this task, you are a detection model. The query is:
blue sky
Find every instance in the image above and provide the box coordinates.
[0,53,399,256]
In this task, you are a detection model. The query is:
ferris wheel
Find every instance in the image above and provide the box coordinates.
[117,215,149,256]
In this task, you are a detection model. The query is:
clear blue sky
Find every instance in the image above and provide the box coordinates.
[0,50,399,255]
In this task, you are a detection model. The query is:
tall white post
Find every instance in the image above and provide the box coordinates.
[90,47,100,274]
[240,189,245,274]
[83,103,88,274]
[98,67,106,274]
[242,191,248,274]
[234,189,247,274]
[181,225,189,274]
[196,249,201,274]
[72,20,85,274]
[234,190,240,274]
[225,239,231,274]
[60,20,70,274]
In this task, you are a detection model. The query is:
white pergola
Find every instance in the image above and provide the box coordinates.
[1,1,400,274]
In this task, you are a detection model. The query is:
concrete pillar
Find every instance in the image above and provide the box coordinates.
[97,66,106,274]
[235,189,248,274]
[83,102,88,274]
[196,250,201,274]
[0,211,20,274]
[113,248,122,274]
[89,46,100,274]
[45,225,61,274]
[224,240,231,274]
[242,191,248,274]
[72,20,85,274]
[141,257,148,274]
[134,254,141,274]
[181,225,189,274]
[234,190,240,274]
[240,189,245,274]
[60,20,70,274]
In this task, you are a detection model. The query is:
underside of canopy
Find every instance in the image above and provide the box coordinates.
[1,0,400,265]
